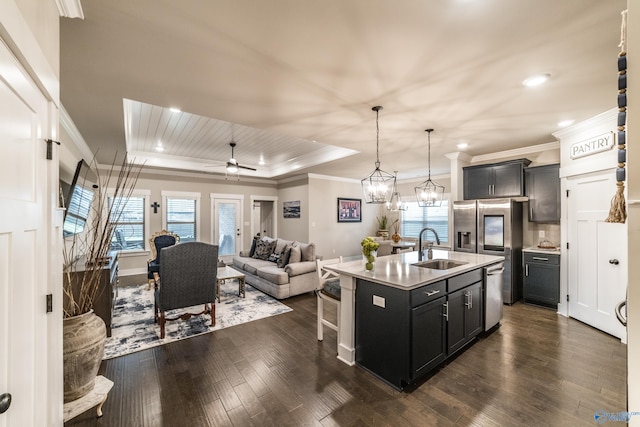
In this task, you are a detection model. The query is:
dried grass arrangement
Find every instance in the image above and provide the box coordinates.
[62,155,143,318]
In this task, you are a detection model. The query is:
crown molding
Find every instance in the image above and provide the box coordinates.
[470,141,560,164]
[56,0,84,18]
[306,173,361,184]
[444,152,472,161]
[59,103,94,161]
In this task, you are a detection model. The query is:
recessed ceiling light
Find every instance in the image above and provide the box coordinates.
[169,107,181,113]
[155,144,164,152]
[558,119,575,128]
[456,143,468,149]
[523,73,550,87]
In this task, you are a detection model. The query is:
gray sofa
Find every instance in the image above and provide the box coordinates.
[232,237,318,299]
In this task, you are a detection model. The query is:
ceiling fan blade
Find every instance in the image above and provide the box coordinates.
[238,164,257,171]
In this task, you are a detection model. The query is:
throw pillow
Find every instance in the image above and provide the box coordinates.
[253,239,276,260]
[297,242,316,262]
[249,236,259,257]
[288,245,302,264]
[267,253,281,263]
[277,244,292,268]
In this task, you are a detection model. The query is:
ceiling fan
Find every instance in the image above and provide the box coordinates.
[225,142,256,173]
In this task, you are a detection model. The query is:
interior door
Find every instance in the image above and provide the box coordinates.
[567,171,627,341]
[0,39,57,425]
[214,198,242,262]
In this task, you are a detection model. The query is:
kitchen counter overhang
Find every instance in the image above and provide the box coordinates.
[325,249,504,290]
[324,250,504,367]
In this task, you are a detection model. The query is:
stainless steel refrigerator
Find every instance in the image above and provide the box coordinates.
[453,199,524,304]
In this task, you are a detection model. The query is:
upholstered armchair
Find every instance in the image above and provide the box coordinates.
[153,242,218,339]
[147,230,180,289]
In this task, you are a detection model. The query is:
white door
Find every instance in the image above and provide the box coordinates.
[0,40,58,425]
[213,198,242,262]
[567,171,627,341]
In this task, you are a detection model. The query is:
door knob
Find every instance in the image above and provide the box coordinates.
[609,259,620,265]
[0,393,11,414]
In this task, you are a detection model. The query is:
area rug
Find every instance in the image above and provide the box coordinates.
[103,281,292,359]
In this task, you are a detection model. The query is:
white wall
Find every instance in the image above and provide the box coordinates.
[626,1,639,423]
[277,177,309,243]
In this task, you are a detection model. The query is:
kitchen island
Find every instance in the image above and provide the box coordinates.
[325,249,504,390]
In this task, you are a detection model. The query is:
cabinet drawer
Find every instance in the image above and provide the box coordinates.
[447,268,483,293]
[524,252,559,265]
[411,281,446,307]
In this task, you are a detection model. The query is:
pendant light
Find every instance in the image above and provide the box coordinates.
[386,171,406,211]
[414,129,444,207]
[361,106,396,204]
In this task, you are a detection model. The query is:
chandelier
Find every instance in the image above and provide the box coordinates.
[361,106,396,204]
[414,129,444,207]
[386,171,406,211]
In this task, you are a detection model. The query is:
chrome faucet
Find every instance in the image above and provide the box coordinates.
[418,227,441,261]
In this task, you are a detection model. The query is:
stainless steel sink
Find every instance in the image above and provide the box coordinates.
[413,259,468,270]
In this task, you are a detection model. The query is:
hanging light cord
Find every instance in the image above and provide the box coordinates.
[426,129,433,179]
[373,106,382,168]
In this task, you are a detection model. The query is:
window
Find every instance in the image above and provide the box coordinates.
[63,185,94,236]
[166,197,197,242]
[109,196,145,251]
[401,199,449,244]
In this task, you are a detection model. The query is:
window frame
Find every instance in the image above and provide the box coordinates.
[399,194,452,247]
[107,188,151,254]
[162,190,201,243]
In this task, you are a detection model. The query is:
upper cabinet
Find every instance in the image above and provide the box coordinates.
[525,163,560,223]
[463,159,531,200]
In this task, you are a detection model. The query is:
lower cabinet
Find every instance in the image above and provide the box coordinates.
[355,269,485,390]
[523,252,560,308]
[411,296,446,378]
[447,282,483,355]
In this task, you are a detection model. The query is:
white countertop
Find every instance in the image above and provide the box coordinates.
[523,246,561,255]
[325,249,504,290]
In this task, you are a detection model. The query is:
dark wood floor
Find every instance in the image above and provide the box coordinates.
[66,293,627,427]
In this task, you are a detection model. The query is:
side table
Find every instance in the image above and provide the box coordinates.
[216,266,246,302]
[63,375,113,422]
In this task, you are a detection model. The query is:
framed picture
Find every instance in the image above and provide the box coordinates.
[283,200,301,218]
[337,198,362,222]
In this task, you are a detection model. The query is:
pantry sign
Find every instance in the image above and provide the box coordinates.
[570,132,614,159]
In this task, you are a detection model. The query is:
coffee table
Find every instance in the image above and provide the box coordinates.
[216,266,246,302]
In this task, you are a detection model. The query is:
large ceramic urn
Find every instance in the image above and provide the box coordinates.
[63,310,106,402]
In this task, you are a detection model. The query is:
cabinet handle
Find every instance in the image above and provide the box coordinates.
[532,257,549,261]
[443,302,448,321]
[464,291,473,309]
[525,264,528,276]
[425,289,440,297]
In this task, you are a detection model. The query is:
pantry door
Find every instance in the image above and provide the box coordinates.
[0,38,59,425]
[567,171,627,341]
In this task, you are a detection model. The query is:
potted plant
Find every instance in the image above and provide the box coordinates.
[376,214,389,238]
[62,155,142,402]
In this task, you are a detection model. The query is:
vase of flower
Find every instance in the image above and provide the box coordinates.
[62,155,142,402]
[361,236,380,272]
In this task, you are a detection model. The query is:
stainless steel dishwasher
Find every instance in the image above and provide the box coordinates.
[484,262,505,331]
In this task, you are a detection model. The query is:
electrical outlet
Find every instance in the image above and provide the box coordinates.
[538,230,545,238]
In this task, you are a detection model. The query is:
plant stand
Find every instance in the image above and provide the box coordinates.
[63,375,113,422]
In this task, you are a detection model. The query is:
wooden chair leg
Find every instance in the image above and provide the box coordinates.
[210,303,216,327]
[317,293,324,341]
[159,312,166,339]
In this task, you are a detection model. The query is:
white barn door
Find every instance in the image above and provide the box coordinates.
[0,39,58,425]
[567,171,627,341]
